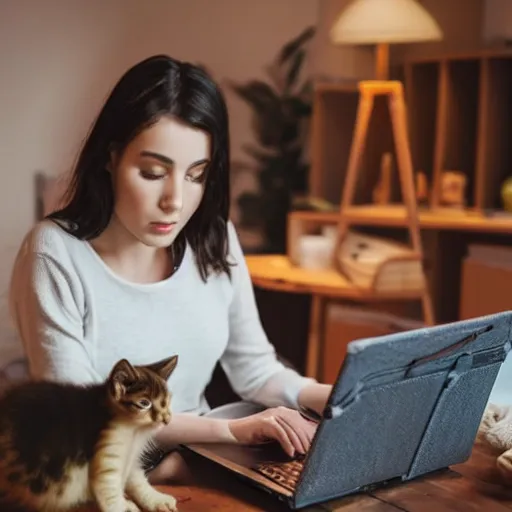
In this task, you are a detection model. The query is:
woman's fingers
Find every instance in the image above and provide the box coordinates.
[265,415,295,457]
[275,415,304,455]
[279,413,313,454]
[227,406,320,459]
[272,408,318,455]
[294,411,317,448]
[293,413,317,451]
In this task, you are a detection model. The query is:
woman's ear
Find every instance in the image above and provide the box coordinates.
[107,146,120,174]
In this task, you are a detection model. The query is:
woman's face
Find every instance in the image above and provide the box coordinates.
[109,116,210,249]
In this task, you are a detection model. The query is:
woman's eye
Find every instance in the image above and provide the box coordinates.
[186,170,206,183]
[137,399,152,410]
[140,170,165,180]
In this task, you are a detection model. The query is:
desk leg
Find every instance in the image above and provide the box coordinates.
[305,295,326,380]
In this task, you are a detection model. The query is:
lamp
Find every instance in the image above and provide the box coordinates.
[330,0,443,80]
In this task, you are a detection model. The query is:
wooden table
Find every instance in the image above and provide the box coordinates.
[78,441,512,511]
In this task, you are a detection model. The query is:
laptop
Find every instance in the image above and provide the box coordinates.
[183,311,512,509]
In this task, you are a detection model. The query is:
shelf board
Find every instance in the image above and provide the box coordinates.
[290,206,512,233]
[404,48,512,65]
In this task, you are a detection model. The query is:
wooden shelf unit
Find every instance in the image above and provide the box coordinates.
[309,83,358,205]
[407,51,512,212]
[310,50,512,213]
[309,82,400,206]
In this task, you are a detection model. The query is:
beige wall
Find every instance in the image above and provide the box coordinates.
[482,0,512,44]
[0,0,319,344]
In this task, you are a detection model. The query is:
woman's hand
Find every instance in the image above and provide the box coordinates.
[227,406,318,458]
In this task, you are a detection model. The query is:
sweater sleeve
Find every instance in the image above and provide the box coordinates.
[9,243,101,385]
[219,222,315,409]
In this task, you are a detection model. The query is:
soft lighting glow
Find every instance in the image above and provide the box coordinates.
[330,0,443,45]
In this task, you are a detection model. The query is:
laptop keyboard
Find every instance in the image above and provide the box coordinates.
[254,457,305,492]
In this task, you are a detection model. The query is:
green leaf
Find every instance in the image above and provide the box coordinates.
[285,49,305,92]
[279,122,300,147]
[278,26,316,64]
[298,80,313,99]
[282,96,312,118]
[252,109,289,147]
[290,162,309,192]
[231,81,280,111]
[259,159,289,191]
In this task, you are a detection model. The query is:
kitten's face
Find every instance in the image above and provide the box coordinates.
[106,355,178,428]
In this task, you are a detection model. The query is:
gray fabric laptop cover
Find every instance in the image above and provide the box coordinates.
[292,311,512,508]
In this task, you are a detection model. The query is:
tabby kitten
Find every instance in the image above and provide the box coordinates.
[0,354,179,512]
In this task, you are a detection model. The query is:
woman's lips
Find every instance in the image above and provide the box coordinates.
[149,222,176,234]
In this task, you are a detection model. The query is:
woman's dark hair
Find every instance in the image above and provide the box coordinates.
[49,54,232,281]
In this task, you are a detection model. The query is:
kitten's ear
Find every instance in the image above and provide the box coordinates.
[146,355,178,381]
[109,359,138,400]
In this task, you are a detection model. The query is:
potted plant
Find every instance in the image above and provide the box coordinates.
[230,26,316,253]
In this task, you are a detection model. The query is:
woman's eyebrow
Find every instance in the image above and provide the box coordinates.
[140,150,173,165]
[139,151,209,169]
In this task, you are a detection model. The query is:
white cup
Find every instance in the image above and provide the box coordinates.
[298,235,335,270]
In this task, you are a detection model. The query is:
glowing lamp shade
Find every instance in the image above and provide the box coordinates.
[330,0,443,79]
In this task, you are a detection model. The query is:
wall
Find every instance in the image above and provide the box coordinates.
[0,0,319,347]
[482,0,512,44]
[392,0,484,63]
[309,0,375,81]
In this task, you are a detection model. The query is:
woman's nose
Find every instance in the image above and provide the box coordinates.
[159,176,183,213]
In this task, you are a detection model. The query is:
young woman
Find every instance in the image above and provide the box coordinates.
[8,54,332,482]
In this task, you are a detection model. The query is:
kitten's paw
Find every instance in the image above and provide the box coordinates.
[124,499,141,512]
[97,499,140,512]
[147,492,178,512]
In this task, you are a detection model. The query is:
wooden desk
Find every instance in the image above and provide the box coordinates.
[79,442,512,511]
[246,254,425,301]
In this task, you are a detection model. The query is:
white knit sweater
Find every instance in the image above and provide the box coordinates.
[9,219,314,414]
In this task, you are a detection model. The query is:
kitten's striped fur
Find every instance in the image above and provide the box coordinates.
[0,355,179,512]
